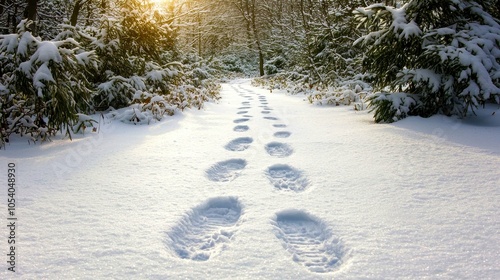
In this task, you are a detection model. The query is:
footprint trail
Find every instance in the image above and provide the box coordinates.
[206,159,247,182]
[167,197,243,261]
[272,210,346,273]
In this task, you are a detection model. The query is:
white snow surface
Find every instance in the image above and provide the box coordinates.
[1,79,499,279]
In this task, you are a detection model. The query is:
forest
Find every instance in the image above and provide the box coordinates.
[1,0,500,147]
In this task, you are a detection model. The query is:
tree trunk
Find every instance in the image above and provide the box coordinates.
[100,0,107,14]
[250,0,264,76]
[258,47,264,76]
[24,0,38,21]
[197,12,202,57]
[10,5,17,33]
[70,0,83,26]
[0,0,6,33]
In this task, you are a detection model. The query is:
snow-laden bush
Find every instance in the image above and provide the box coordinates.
[107,90,176,124]
[59,2,221,124]
[0,20,97,147]
[367,92,419,123]
[1,3,222,146]
[264,56,287,75]
[306,76,371,108]
[355,0,500,122]
[97,60,220,124]
[253,72,371,111]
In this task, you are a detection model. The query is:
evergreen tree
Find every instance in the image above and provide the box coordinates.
[0,20,98,145]
[355,0,500,122]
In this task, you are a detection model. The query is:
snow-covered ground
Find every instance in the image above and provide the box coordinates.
[1,79,499,279]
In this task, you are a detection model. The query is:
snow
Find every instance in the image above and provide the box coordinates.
[75,51,96,66]
[390,5,422,40]
[405,69,441,93]
[31,41,62,64]
[0,83,7,95]
[0,34,20,53]
[1,79,499,279]
[16,32,38,57]
[33,62,55,96]
[146,70,166,82]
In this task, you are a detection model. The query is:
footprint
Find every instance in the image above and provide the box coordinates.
[234,118,250,123]
[233,125,250,132]
[274,131,291,138]
[243,115,253,118]
[225,137,254,152]
[265,142,293,157]
[272,210,346,273]
[206,159,247,182]
[264,117,279,120]
[273,124,287,128]
[261,111,271,114]
[265,164,309,191]
[242,101,251,105]
[238,107,251,110]
[167,197,243,261]
[237,111,248,115]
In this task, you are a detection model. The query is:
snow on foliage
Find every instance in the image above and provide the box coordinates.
[355,0,500,122]
[368,92,418,123]
[33,63,55,96]
[0,20,98,146]
[388,4,422,39]
[1,12,221,148]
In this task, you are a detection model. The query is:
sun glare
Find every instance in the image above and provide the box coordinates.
[150,0,170,7]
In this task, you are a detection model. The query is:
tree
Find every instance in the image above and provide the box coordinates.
[232,0,265,76]
[23,0,37,22]
[70,0,92,26]
[0,20,98,145]
[356,0,500,122]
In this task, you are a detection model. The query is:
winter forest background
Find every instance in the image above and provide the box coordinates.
[1,0,499,147]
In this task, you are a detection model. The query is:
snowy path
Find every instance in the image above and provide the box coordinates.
[1,79,500,279]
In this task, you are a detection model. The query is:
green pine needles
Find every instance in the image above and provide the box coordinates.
[356,0,500,122]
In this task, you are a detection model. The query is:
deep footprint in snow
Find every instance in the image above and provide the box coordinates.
[242,101,251,105]
[238,107,251,110]
[274,131,291,138]
[274,124,287,128]
[206,159,247,182]
[265,164,309,192]
[225,137,254,152]
[272,210,346,273]
[265,142,293,157]
[261,111,271,114]
[264,117,279,121]
[234,118,250,124]
[167,197,243,261]
[237,111,248,114]
[233,125,250,132]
